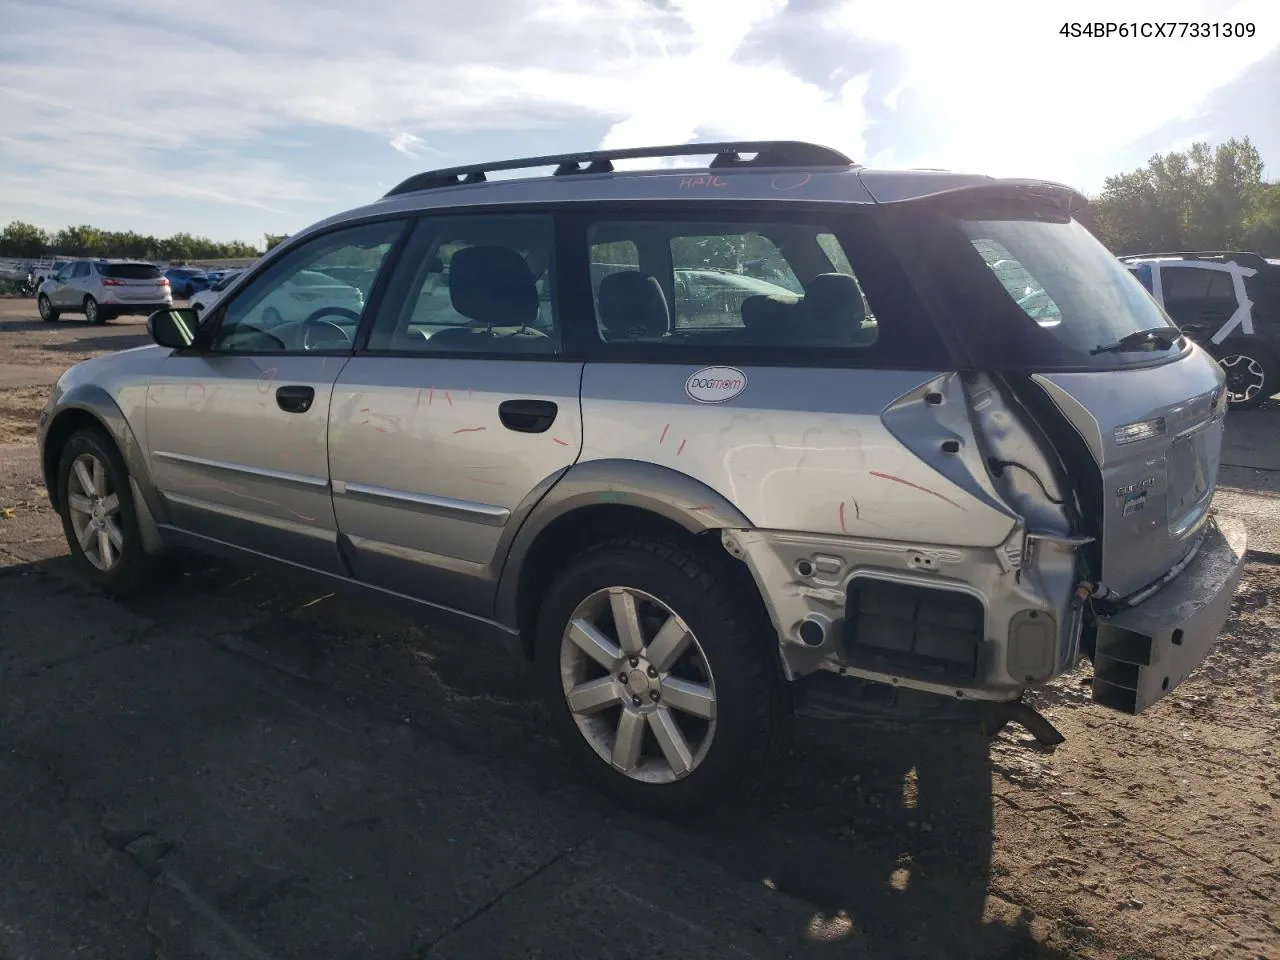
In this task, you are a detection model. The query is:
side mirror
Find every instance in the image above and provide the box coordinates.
[147,308,201,349]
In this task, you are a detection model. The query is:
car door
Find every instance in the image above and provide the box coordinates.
[45,266,70,305]
[145,218,408,573]
[60,262,89,307]
[327,212,583,617]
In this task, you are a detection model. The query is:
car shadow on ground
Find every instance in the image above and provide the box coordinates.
[0,549,1057,958]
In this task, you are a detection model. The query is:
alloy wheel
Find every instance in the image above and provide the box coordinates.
[559,586,717,784]
[66,453,124,572]
[1218,353,1266,405]
[84,298,98,323]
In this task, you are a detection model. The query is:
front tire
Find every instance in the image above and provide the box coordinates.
[84,296,105,324]
[56,428,149,596]
[38,294,59,322]
[535,537,786,816]
[1213,339,1277,410]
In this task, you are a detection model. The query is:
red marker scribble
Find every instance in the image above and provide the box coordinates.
[869,471,966,510]
[677,439,687,456]
[468,388,473,399]
[464,476,507,486]
[679,174,728,189]
[659,423,670,444]
[444,391,453,406]
[428,388,434,406]
[771,172,812,192]
[838,502,847,533]
[454,426,486,434]
[358,407,369,413]
[553,437,570,446]
[375,427,386,433]
[690,505,714,513]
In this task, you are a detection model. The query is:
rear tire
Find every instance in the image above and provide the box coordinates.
[38,294,59,322]
[1212,338,1277,410]
[84,296,105,325]
[56,428,150,596]
[535,536,788,816]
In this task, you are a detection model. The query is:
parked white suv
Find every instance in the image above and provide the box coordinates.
[38,259,171,324]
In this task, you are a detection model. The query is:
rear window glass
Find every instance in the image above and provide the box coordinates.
[956,211,1180,369]
[102,263,161,279]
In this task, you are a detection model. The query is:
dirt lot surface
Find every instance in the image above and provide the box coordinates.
[0,295,1277,960]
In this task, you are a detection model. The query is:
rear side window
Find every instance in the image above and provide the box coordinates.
[1163,266,1234,303]
[101,263,162,280]
[582,216,901,357]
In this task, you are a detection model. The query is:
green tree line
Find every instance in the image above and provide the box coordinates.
[0,221,262,262]
[1088,137,1279,255]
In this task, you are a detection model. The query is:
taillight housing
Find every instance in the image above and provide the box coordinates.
[101,278,124,286]
[159,277,170,286]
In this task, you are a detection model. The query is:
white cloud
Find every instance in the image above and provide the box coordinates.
[1,0,1275,240]
[826,0,1280,183]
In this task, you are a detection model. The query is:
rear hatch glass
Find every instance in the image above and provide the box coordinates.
[887,196,1183,372]
[884,191,1222,598]
[103,263,162,280]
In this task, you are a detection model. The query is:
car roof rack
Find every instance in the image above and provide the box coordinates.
[1120,250,1271,269]
[383,140,855,198]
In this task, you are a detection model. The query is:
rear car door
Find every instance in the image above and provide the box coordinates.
[327,212,583,617]
[145,219,408,573]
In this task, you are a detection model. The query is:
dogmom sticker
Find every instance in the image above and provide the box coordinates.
[685,366,748,404]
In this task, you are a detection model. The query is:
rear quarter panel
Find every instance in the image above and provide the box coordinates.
[579,362,1020,547]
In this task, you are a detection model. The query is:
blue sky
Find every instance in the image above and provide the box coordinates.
[1,0,1277,245]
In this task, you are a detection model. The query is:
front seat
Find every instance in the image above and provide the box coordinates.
[597,270,671,340]
[428,245,540,349]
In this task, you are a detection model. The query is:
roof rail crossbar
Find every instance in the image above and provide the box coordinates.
[1121,250,1269,266]
[383,140,854,198]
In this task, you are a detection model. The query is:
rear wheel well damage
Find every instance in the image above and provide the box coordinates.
[512,504,775,666]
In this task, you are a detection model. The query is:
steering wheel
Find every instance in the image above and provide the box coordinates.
[301,306,359,351]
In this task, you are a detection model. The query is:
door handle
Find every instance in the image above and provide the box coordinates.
[276,385,315,413]
[498,399,558,434]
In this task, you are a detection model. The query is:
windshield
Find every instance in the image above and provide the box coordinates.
[955,210,1180,369]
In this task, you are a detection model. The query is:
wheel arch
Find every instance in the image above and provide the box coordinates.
[493,459,765,660]
[42,385,167,551]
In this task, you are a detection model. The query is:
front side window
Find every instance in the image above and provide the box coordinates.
[212,220,402,353]
[367,213,558,355]
[585,218,879,350]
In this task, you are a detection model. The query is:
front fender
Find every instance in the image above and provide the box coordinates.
[492,458,754,627]
[41,382,168,552]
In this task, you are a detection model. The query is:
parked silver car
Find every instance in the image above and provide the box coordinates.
[38,259,172,324]
[36,141,1248,814]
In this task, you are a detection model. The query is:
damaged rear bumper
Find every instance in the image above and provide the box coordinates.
[723,512,1246,716]
[1091,513,1247,714]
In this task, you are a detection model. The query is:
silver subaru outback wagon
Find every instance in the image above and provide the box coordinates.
[37,141,1247,814]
